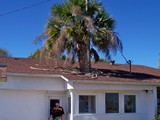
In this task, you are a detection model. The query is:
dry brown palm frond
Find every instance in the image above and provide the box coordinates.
[40,46,49,60]
[106,31,123,55]
[33,31,48,44]
[100,28,117,54]
[40,28,67,61]
[52,29,67,59]
[114,35,123,52]
[84,16,95,30]
[71,6,82,16]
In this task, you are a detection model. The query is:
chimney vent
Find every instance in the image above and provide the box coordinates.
[110,60,115,65]
[14,58,19,60]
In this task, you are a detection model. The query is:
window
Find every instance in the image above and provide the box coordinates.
[124,95,136,113]
[79,95,96,113]
[68,97,71,113]
[105,93,119,113]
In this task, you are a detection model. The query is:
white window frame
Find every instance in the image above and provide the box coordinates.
[122,93,137,114]
[78,93,97,114]
[104,92,139,114]
[105,93,120,114]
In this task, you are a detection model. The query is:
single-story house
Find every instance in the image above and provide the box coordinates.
[0,57,160,120]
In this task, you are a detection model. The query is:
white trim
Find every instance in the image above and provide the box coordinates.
[7,72,62,77]
[6,72,160,86]
[70,91,74,120]
[72,80,160,86]
[153,87,157,116]
[61,75,69,82]
[122,93,138,114]
[6,72,69,82]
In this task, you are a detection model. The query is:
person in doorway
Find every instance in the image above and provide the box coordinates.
[52,101,64,120]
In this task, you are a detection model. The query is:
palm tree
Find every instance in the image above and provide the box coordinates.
[35,0,123,72]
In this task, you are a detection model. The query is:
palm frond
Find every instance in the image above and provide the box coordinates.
[71,6,82,16]
[84,16,95,30]
[92,28,123,59]
[33,31,48,44]
[90,48,99,62]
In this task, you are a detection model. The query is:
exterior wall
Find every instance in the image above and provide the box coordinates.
[0,90,46,120]
[0,75,68,120]
[6,75,65,91]
[69,82,156,120]
[0,74,157,120]
[0,90,68,120]
[147,86,157,120]
[73,114,147,120]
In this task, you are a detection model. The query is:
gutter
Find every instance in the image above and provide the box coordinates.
[6,72,69,82]
[7,72,62,78]
[71,79,160,86]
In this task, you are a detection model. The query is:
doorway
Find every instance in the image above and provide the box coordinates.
[50,99,60,116]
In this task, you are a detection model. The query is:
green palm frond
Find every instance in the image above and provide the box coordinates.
[90,48,99,62]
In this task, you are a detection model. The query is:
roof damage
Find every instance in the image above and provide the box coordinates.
[0,57,160,83]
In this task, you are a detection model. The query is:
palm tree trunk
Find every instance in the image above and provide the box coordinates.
[78,42,90,72]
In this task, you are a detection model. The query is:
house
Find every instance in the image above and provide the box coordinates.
[0,57,160,120]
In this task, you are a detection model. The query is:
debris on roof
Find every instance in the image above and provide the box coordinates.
[0,57,160,83]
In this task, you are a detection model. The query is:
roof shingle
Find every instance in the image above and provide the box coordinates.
[0,57,160,83]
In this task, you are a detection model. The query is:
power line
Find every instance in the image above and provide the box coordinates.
[0,0,52,17]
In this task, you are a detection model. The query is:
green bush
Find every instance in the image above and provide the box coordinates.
[156,114,160,120]
[156,107,160,120]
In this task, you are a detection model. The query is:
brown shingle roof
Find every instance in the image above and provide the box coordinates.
[0,67,6,78]
[0,57,160,83]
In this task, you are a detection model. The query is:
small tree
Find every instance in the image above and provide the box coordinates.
[29,49,41,58]
[156,107,160,120]
[156,115,160,120]
[0,48,11,57]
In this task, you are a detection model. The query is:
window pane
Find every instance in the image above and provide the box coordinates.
[105,93,119,113]
[124,95,136,113]
[79,95,96,113]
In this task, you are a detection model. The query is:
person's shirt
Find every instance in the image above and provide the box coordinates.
[52,106,64,118]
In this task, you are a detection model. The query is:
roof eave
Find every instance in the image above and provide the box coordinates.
[6,72,160,86]
[71,79,160,86]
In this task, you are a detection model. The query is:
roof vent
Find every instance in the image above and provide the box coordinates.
[110,60,115,65]
[14,58,19,60]
[0,63,7,67]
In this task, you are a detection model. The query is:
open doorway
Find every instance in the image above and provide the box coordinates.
[50,99,60,116]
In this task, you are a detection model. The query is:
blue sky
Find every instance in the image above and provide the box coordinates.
[0,0,160,68]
